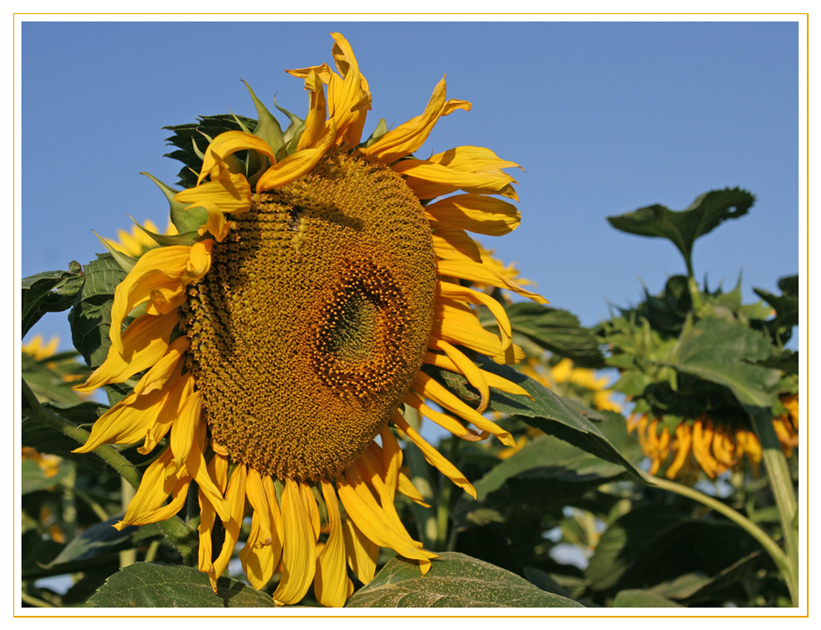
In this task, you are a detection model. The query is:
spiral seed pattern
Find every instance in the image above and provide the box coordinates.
[182,150,437,481]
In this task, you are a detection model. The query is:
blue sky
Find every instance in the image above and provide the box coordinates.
[21,19,799,350]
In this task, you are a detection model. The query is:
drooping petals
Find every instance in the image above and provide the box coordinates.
[424,344,490,413]
[209,463,247,591]
[240,469,276,590]
[342,518,379,586]
[272,479,317,606]
[314,480,352,607]
[75,311,180,391]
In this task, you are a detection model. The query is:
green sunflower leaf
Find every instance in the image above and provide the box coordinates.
[472,357,642,479]
[501,303,605,368]
[669,317,781,408]
[22,263,85,337]
[345,552,584,607]
[68,254,127,369]
[88,562,276,608]
[470,433,627,502]
[607,188,755,276]
[585,505,758,594]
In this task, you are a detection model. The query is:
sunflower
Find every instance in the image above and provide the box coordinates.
[73,33,545,607]
[627,392,799,480]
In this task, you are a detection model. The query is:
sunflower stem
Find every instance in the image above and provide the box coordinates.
[639,469,795,604]
[748,406,799,605]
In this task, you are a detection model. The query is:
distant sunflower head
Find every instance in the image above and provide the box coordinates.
[73,33,545,607]
[627,392,799,481]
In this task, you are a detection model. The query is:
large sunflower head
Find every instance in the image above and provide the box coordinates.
[73,33,545,607]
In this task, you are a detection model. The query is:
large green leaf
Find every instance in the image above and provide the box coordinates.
[68,254,127,369]
[345,552,583,607]
[88,562,276,607]
[22,263,85,337]
[671,317,781,408]
[471,433,627,501]
[470,357,641,479]
[501,303,605,368]
[585,505,757,594]
[607,188,755,275]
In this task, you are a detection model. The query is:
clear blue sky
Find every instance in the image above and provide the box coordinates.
[21,20,799,350]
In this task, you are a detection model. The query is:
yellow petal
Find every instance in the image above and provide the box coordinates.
[272,479,317,606]
[114,448,188,529]
[429,223,483,262]
[425,194,521,236]
[428,145,521,174]
[424,343,490,413]
[256,121,337,192]
[328,33,371,146]
[198,130,276,185]
[393,412,476,499]
[75,311,179,391]
[240,468,275,590]
[342,518,379,585]
[363,76,470,164]
[106,242,213,357]
[393,159,517,199]
[437,282,513,350]
[210,464,247,590]
[314,480,351,608]
[437,258,548,304]
[72,385,166,454]
[297,70,328,151]
[404,390,487,441]
[411,371,514,446]
[198,452,229,578]
[337,467,436,566]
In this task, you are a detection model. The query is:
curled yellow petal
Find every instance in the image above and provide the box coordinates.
[257,121,337,192]
[198,130,276,185]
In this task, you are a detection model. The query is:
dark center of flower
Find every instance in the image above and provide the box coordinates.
[182,150,437,481]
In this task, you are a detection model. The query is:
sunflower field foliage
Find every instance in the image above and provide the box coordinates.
[20,35,798,610]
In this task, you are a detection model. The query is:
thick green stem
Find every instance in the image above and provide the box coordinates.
[748,407,799,605]
[640,469,795,605]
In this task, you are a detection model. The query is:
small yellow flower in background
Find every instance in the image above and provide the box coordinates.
[72,34,546,607]
[107,219,179,258]
[22,334,60,361]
